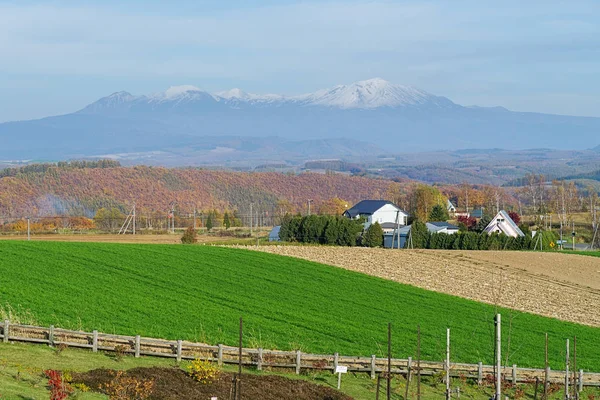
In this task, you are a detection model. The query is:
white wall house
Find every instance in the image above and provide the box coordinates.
[343,200,408,227]
[484,210,525,238]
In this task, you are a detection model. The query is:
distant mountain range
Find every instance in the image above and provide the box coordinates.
[1,78,599,164]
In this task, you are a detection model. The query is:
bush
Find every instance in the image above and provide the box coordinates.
[101,370,154,400]
[187,359,221,384]
[45,370,73,400]
[181,227,198,244]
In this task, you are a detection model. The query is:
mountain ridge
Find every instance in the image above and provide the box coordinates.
[2,78,600,162]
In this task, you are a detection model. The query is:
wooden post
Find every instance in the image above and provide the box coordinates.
[417,325,421,400]
[573,337,578,400]
[405,356,412,400]
[218,344,223,366]
[371,355,377,379]
[578,370,583,394]
[334,352,339,373]
[565,339,570,400]
[477,362,483,385]
[257,348,263,371]
[544,333,549,400]
[92,330,98,352]
[49,325,55,347]
[387,322,392,400]
[296,350,301,375]
[534,377,539,400]
[446,328,451,400]
[512,364,517,385]
[3,320,9,343]
[376,375,382,400]
[496,314,501,400]
[238,317,243,400]
[176,340,182,362]
[135,335,141,358]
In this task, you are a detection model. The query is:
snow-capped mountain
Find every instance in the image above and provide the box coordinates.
[292,78,456,109]
[2,78,600,161]
[81,78,458,113]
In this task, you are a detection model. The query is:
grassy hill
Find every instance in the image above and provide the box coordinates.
[1,241,600,370]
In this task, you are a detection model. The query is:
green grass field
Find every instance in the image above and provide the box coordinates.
[3,341,589,400]
[1,241,599,371]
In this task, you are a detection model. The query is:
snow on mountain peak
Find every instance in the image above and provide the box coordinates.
[300,78,438,109]
[163,85,203,99]
[215,88,251,100]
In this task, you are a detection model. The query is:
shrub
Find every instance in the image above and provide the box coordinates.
[362,222,383,247]
[101,370,154,400]
[186,359,221,384]
[45,370,73,400]
[181,227,198,244]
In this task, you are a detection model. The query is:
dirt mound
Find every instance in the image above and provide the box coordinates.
[74,367,353,400]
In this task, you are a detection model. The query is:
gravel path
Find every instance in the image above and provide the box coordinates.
[245,247,600,327]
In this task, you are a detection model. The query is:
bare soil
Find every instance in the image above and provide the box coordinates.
[73,367,352,400]
[247,246,600,327]
[0,233,243,244]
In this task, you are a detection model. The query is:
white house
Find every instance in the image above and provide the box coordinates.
[343,200,408,227]
[447,199,457,214]
[484,210,524,238]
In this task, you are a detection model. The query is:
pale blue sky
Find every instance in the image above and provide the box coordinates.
[1,0,599,121]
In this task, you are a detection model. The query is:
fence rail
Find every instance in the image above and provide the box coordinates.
[1,320,599,388]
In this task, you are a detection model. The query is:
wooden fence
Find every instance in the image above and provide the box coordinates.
[2,320,600,388]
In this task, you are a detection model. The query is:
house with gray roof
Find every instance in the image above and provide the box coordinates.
[343,200,408,228]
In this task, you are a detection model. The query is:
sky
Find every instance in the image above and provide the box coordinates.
[1,0,599,122]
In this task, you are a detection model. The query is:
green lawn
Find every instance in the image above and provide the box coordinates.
[1,241,600,371]
[0,342,593,400]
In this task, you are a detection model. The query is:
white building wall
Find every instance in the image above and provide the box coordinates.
[370,204,408,226]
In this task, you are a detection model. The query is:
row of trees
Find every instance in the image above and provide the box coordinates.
[279,215,384,247]
[408,221,557,250]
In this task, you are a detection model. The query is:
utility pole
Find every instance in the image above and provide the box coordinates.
[307,199,313,216]
[132,203,136,235]
[250,203,253,235]
[572,221,576,251]
[27,217,30,241]
[193,207,197,230]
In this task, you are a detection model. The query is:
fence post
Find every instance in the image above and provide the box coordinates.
[333,352,339,374]
[3,320,9,343]
[578,370,583,393]
[371,355,377,379]
[176,340,182,362]
[407,357,413,382]
[478,362,483,385]
[512,364,517,385]
[257,348,263,371]
[49,325,55,347]
[217,344,223,366]
[92,330,98,352]
[135,335,140,358]
[296,350,301,375]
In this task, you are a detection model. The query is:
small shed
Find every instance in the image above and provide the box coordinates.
[269,226,281,242]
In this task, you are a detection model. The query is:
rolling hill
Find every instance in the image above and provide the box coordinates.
[1,240,599,370]
[0,164,404,217]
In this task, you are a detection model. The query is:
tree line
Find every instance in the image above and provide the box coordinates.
[279,214,384,247]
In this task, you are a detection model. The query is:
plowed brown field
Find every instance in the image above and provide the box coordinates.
[247,247,600,327]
